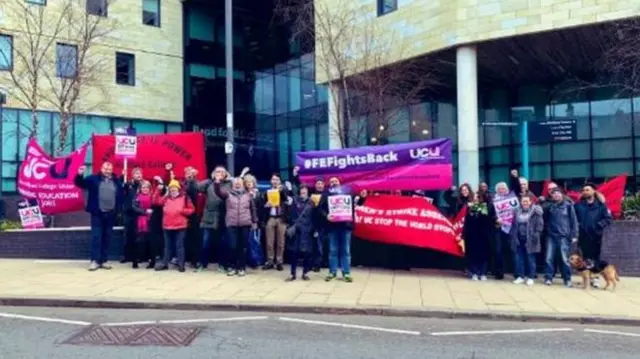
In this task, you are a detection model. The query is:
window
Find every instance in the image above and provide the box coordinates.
[86,0,107,17]
[377,0,397,16]
[0,34,13,71]
[115,52,135,86]
[26,0,46,5]
[142,0,160,27]
[56,43,77,78]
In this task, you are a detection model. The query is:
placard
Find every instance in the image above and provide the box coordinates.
[18,205,44,229]
[115,135,137,159]
[493,193,520,234]
[328,194,353,222]
[267,189,281,207]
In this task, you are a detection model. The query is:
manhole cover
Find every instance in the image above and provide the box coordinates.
[62,325,202,347]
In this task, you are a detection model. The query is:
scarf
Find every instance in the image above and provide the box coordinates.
[516,207,533,223]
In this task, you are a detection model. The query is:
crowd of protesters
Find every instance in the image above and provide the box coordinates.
[75,163,614,287]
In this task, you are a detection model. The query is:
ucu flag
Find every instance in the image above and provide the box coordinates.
[18,139,88,214]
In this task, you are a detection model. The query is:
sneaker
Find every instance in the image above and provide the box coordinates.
[285,276,296,282]
[170,258,178,266]
[564,281,573,288]
[325,273,337,282]
[132,262,139,269]
[343,274,353,283]
[276,264,284,271]
[227,269,236,276]
[178,266,186,273]
[302,274,310,281]
[312,267,321,273]
[262,263,274,270]
[88,261,99,271]
[218,266,227,273]
[471,275,479,281]
[479,275,488,281]
[99,263,112,270]
[146,262,155,269]
[526,278,534,286]
[155,265,168,271]
[544,279,552,286]
[591,278,601,289]
[237,270,246,277]
[513,277,525,284]
[196,266,205,273]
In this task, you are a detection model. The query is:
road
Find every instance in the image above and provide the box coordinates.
[0,306,639,359]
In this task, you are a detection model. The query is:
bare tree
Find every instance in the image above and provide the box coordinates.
[274,0,437,148]
[1,0,116,154]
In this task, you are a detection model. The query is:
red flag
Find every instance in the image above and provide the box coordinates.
[596,175,626,218]
[92,132,207,180]
[354,195,463,257]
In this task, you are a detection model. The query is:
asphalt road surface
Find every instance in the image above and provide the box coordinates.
[1,306,639,359]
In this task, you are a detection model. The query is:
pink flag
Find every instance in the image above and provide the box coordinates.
[18,139,88,214]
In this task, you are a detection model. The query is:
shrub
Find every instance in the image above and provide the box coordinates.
[0,219,23,231]
[622,195,640,221]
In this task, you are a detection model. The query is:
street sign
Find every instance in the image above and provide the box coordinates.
[529,119,576,142]
[224,141,234,154]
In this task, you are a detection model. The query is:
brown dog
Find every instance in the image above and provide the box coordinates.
[569,254,620,291]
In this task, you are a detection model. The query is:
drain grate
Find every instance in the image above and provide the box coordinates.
[62,325,202,347]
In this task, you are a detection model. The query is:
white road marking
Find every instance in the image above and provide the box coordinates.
[584,328,640,337]
[158,316,269,324]
[0,312,91,326]
[430,328,574,336]
[33,260,85,264]
[100,320,157,326]
[278,317,421,336]
[100,316,269,326]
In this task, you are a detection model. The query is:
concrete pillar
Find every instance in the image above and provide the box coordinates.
[456,45,480,189]
[327,82,343,149]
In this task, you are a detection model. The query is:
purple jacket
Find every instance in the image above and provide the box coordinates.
[215,183,257,227]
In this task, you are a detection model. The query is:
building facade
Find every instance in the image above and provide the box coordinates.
[316,0,640,192]
[0,0,184,193]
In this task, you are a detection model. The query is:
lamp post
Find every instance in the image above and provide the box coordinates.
[0,87,7,219]
[224,0,235,175]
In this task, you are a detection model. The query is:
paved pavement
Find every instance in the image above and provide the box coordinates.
[1,259,640,322]
[1,307,640,358]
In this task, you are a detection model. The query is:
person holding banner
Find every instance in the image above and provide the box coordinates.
[492,182,518,280]
[318,177,354,283]
[262,174,290,271]
[74,162,124,271]
[132,180,155,269]
[154,180,195,272]
[461,192,497,281]
[310,177,326,272]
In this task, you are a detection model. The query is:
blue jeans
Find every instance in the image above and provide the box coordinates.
[328,228,352,275]
[163,230,186,267]
[545,236,571,283]
[89,211,115,264]
[199,228,220,268]
[513,245,536,279]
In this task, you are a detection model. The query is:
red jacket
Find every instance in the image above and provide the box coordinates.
[154,193,195,230]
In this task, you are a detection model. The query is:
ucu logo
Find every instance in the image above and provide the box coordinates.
[409,147,441,159]
[23,157,52,180]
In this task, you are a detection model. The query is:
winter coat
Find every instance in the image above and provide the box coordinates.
[74,173,124,215]
[133,192,153,233]
[215,183,257,227]
[155,194,195,230]
[195,179,230,229]
[574,198,613,240]
[544,199,578,239]
[462,203,496,258]
[123,180,142,217]
[508,205,544,254]
[287,196,315,253]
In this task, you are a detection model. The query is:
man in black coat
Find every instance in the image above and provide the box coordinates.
[574,183,613,288]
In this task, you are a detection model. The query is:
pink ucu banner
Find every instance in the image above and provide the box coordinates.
[17,139,88,214]
[296,138,453,191]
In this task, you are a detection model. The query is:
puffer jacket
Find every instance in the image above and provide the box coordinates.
[214,183,257,227]
[154,194,195,230]
[195,179,230,229]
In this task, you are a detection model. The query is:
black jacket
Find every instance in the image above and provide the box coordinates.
[574,198,612,240]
